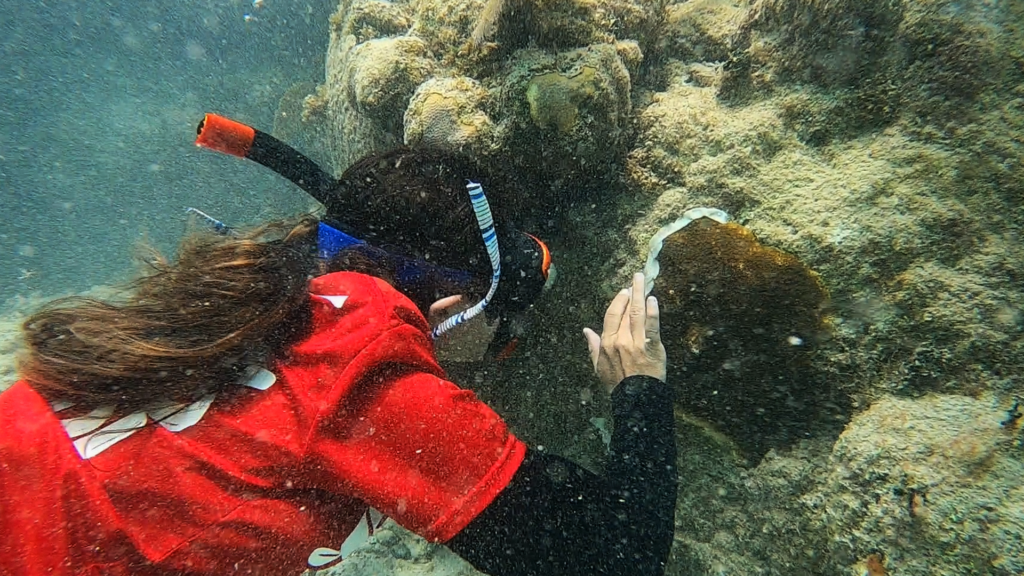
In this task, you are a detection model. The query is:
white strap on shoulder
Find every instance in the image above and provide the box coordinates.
[56,364,276,459]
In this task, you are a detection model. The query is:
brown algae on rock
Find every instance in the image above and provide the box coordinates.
[644,208,835,457]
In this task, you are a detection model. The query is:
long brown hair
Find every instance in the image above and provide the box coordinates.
[19,216,323,414]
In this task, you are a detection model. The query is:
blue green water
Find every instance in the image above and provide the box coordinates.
[0,0,334,301]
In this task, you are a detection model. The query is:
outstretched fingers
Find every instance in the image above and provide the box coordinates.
[585,272,668,391]
[645,294,662,350]
[629,273,647,346]
[603,288,631,340]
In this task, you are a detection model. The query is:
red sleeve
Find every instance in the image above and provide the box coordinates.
[289,273,526,542]
[0,382,135,576]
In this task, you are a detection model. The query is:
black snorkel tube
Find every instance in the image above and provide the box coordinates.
[195,114,337,207]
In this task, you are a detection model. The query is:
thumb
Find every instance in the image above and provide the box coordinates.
[582,327,600,369]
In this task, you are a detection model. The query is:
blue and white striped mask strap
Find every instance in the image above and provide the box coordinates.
[431,181,501,339]
[185,207,235,235]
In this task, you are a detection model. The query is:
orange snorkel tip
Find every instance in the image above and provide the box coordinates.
[195,113,256,158]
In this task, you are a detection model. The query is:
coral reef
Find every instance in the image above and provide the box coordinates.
[667,430,833,575]
[723,0,1015,131]
[340,0,413,44]
[312,2,419,172]
[303,0,648,200]
[344,36,435,130]
[657,0,749,64]
[625,9,1024,404]
[804,394,1024,576]
[460,0,656,56]
[625,77,787,203]
[610,0,1023,573]
[403,76,498,155]
[526,68,599,133]
[498,43,634,186]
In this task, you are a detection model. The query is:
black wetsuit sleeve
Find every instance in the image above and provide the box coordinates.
[447,375,677,576]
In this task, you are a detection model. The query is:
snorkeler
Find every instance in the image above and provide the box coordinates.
[0,213,676,575]
[194,113,552,359]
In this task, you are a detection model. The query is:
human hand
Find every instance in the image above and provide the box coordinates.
[583,272,667,394]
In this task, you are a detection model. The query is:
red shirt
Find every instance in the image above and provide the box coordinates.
[0,272,526,575]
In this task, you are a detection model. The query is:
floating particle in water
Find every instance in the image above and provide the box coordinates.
[579,387,594,406]
[184,41,207,61]
[121,33,141,51]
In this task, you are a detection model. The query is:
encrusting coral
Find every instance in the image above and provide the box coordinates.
[525,67,601,133]
[804,394,1024,576]
[497,43,635,190]
[403,76,498,155]
[343,37,435,130]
